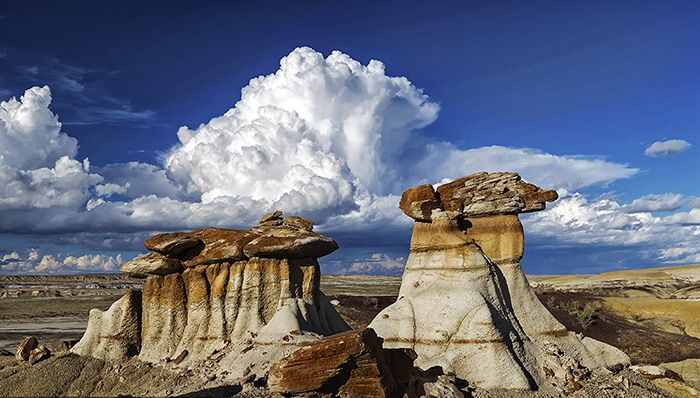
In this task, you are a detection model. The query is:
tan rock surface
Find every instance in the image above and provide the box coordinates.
[436,171,557,216]
[243,232,338,259]
[71,290,142,362]
[662,359,700,390]
[399,183,441,222]
[28,345,50,365]
[119,252,183,278]
[143,233,203,257]
[73,214,350,381]
[268,328,397,398]
[181,228,257,267]
[15,336,38,361]
[371,172,627,390]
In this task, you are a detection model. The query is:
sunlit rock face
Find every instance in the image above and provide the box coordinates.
[370,172,629,390]
[72,212,350,379]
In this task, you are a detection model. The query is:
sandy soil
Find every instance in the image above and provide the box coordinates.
[0,316,86,351]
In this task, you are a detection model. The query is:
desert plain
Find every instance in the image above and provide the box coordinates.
[1,266,700,397]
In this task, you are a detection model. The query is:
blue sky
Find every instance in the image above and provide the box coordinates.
[0,1,698,275]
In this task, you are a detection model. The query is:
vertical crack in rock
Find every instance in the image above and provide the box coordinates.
[71,212,350,379]
[370,171,630,390]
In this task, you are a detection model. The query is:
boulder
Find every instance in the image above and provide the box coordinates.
[15,336,38,361]
[423,376,465,398]
[371,173,627,391]
[259,210,283,224]
[28,345,50,365]
[399,184,442,222]
[143,233,203,257]
[119,253,183,278]
[48,340,74,353]
[269,328,397,398]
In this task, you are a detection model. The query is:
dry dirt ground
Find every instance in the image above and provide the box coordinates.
[1,272,699,397]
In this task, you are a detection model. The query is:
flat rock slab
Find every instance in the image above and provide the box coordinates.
[183,228,258,266]
[268,328,396,398]
[243,232,338,259]
[120,253,183,278]
[144,233,203,257]
[398,172,558,221]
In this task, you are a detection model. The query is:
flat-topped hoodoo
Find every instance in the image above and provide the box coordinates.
[370,172,629,390]
[71,212,350,380]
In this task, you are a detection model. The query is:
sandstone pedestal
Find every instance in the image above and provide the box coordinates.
[370,172,629,390]
[72,212,350,380]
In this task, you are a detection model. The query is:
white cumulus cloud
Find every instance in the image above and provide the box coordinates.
[164,47,439,221]
[0,249,123,274]
[644,139,691,157]
[0,48,653,274]
[0,86,78,169]
[524,192,700,265]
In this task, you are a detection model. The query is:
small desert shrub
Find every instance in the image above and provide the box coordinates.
[563,300,581,313]
[573,303,597,329]
[631,313,643,322]
[362,296,379,307]
[546,296,557,308]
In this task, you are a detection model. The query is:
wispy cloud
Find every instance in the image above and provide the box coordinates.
[644,139,691,157]
[0,48,156,126]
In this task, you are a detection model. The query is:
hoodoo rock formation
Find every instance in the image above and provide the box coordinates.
[370,172,630,390]
[71,212,350,379]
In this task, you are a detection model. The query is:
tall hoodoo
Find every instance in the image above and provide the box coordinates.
[370,172,629,390]
[72,212,350,379]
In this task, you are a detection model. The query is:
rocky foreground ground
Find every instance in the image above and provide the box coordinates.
[1,270,700,397]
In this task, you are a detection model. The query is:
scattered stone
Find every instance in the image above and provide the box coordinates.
[48,340,73,353]
[172,350,188,365]
[119,252,183,278]
[423,376,465,398]
[259,210,283,224]
[28,345,50,365]
[330,299,340,306]
[15,336,38,361]
[269,328,403,397]
[0,349,12,356]
[144,233,203,257]
[631,365,683,381]
[281,216,314,231]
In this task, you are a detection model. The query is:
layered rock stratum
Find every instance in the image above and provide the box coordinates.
[71,212,350,380]
[370,172,630,390]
